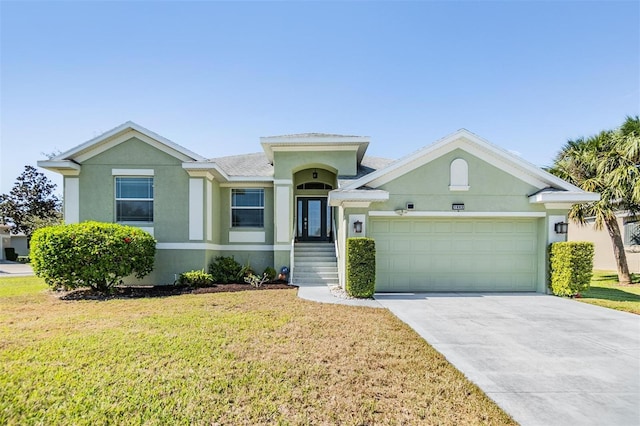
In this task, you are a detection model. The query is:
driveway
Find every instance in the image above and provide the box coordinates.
[0,261,34,277]
[375,293,640,426]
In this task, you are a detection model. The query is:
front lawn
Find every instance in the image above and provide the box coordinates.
[576,271,640,314]
[0,276,515,425]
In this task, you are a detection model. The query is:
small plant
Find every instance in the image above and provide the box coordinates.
[177,269,214,287]
[263,266,277,282]
[244,273,269,288]
[209,256,243,283]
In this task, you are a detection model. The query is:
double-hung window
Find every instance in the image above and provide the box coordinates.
[624,219,640,246]
[115,177,154,222]
[231,188,264,227]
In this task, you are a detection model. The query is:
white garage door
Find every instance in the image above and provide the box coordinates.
[371,218,539,292]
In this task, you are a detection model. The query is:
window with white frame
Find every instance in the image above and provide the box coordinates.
[115,177,154,222]
[232,188,264,227]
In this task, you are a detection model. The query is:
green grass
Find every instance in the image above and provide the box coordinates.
[576,270,640,314]
[0,276,515,425]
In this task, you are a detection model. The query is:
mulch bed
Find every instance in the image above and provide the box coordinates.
[57,282,296,301]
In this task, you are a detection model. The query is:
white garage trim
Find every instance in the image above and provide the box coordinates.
[369,211,546,218]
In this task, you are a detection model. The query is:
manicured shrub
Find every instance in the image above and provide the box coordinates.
[263,266,277,282]
[30,221,156,292]
[209,256,243,283]
[346,237,376,298]
[177,269,214,287]
[549,241,594,296]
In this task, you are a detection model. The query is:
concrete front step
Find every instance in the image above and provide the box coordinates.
[294,243,339,286]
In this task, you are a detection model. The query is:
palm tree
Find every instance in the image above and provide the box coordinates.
[550,117,640,285]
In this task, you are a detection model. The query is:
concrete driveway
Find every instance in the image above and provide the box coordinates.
[375,293,640,426]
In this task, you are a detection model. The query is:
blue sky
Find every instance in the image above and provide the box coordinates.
[1,0,638,195]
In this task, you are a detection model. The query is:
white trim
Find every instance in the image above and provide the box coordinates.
[548,215,566,244]
[156,242,290,251]
[138,227,154,237]
[64,177,80,224]
[343,129,584,193]
[206,180,213,241]
[53,121,205,162]
[220,181,273,188]
[529,191,600,204]
[328,189,389,206]
[544,203,575,210]
[37,160,81,175]
[274,179,294,185]
[276,186,290,242]
[369,211,547,218]
[188,179,204,240]
[229,231,266,243]
[112,168,154,176]
[449,185,470,191]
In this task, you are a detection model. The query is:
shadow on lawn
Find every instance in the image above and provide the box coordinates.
[592,273,640,284]
[583,287,640,302]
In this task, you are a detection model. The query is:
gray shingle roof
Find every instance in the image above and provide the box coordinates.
[208,153,395,180]
[209,152,273,177]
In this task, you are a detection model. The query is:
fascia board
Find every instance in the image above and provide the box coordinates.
[54,121,206,163]
[328,189,389,206]
[182,162,229,182]
[260,139,369,163]
[529,191,601,204]
[343,129,582,192]
[37,160,81,171]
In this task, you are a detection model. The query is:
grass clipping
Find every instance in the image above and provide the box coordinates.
[0,277,515,425]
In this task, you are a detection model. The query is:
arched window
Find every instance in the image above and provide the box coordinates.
[449,158,469,191]
[296,182,333,190]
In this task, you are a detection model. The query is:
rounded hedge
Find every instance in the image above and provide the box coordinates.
[31,221,156,292]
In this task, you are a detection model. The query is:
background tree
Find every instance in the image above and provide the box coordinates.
[0,165,62,239]
[549,116,640,285]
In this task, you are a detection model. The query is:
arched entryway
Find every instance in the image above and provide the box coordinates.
[293,167,336,242]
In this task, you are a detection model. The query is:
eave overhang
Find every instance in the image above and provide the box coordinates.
[37,160,82,176]
[328,188,389,207]
[260,134,370,164]
[528,190,600,205]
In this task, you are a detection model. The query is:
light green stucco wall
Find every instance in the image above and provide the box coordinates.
[217,186,274,245]
[377,149,545,213]
[273,151,357,179]
[79,137,191,242]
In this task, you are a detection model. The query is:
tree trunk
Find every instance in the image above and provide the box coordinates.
[604,216,632,285]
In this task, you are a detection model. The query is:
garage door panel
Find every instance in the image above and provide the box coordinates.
[372,218,538,292]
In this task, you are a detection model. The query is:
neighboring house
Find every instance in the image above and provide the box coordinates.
[0,226,28,261]
[568,213,640,273]
[38,121,599,293]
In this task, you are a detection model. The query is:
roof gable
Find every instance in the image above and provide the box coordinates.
[343,129,583,192]
[52,121,205,163]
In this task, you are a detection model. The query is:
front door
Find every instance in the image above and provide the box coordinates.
[297,197,331,241]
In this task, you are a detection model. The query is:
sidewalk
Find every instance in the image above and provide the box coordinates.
[296,283,383,308]
[0,261,35,277]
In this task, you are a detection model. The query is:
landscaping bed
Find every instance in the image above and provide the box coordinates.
[57,282,295,300]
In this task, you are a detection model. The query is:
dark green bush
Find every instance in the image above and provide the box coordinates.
[30,221,156,292]
[209,256,243,283]
[346,237,376,298]
[549,241,594,296]
[263,266,277,281]
[178,269,214,287]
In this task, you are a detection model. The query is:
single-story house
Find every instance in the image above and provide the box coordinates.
[38,121,599,293]
[0,226,28,261]
[568,213,640,273]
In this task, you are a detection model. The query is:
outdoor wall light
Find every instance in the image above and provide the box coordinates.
[312,170,318,179]
[554,222,569,234]
[354,220,363,233]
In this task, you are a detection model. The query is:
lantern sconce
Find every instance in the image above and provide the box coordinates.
[554,222,569,234]
[353,220,363,234]
[312,170,318,179]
